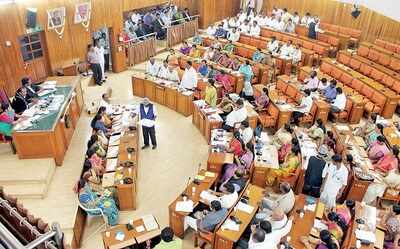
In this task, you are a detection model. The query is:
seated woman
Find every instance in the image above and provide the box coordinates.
[221,142,254,183]
[335,200,355,227]
[228,57,241,71]
[207,65,219,80]
[87,134,107,157]
[366,123,384,146]
[267,146,300,186]
[301,229,340,249]
[222,40,235,54]
[227,131,245,157]
[322,212,347,242]
[272,124,293,149]
[380,204,400,249]
[91,114,111,135]
[0,104,17,140]
[189,44,201,58]
[86,147,105,176]
[93,127,109,147]
[252,48,265,63]
[278,137,298,164]
[323,130,336,154]
[215,70,233,96]
[363,165,400,205]
[74,177,119,226]
[254,87,269,111]
[217,53,232,68]
[367,135,390,163]
[166,49,179,67]
[211,48,223,62]
[374,146,400,173]
[179,41,191,55]
[308,118,326,144]
[97,106,112,128]
[356,112,378,137]
[202,47,215,61]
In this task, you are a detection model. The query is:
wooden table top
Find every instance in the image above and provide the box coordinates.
[168,169,218,215]
[383,126,400,148]
[288,194,324,249]
[215,184,264,242]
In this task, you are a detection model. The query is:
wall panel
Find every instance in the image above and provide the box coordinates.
[264,0,400,42]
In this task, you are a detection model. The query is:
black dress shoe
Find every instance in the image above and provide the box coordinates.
[141,145,149,150]
[152,145,157,150]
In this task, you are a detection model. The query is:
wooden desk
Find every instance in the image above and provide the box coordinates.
[207,152,234,176]
[192,101,223,143]
[12,76,83,166]
[102,215,161,249]
[213,184,264,249]
[345,202,384,249]
[132,76,193,117]
[168,169,218,238]
[383,126,400,148]
[288,194,325,249]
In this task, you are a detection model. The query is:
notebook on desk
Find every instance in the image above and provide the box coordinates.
[142,215,158,231]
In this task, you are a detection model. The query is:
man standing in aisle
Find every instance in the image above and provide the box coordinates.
[94,39,106,83]
[87,44,102,86]
[138,98,157,150]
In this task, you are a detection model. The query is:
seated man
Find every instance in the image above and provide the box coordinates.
[291,43,302,65]
[227,27,240,42]
[292,89,313,126]
[222,40,235,54]
[214,24,227,38]
[167,65,180,83]
[279,40,295,60]
[21,77,41,102]
[145,57,159,77]
[267,36,280,55]
[224,99,248,130]
[239,20,251,34]
[249,20,261,36]
[329,87,346,121]
[239,120,253,145]
[257,182,295,216]
[153,227,182,249]
[200,182,238,209]
[323,79,337,102]
[185,200,228,232]
[252,48,265,63]
[198,60,209,78]
[157,60,169,79]
[220,168,247,192]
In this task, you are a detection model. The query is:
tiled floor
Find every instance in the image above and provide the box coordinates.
[8,51,208,248]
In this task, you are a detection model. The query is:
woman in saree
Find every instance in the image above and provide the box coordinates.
[227,131,245,156]
[217,94,234,119]
[380,204,400,249]
[335,200,355,227]
[367,135,390,163]
[278,137,298,164]
[215,70,233,96]
[75,178,119,226]
[167,49,179,68]
[301,229,340,249]
[374,146,400,173]
[87,147,105,176]
[179,41,192,55]
[238,60,254,83]
[222,40,235,54]
[363,164,400,205]
[272,123,293,149]
[217,53,232,68]
[87,134,107,157]
[322,212,347,242]
[266,146,300,186]
[308,118,326,145]
[0,104,16,139]
[323,130,337,154]
[366,123,384,146]
[228,57,241,71]
[221,142,254,182]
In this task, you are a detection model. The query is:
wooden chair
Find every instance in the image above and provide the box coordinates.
[278,164,301,189]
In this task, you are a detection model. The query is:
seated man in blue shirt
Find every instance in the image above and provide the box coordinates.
[323,79,338,102]
[198,200,228,232]
[214,24,227,39]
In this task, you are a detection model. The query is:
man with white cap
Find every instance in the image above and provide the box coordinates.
[302,145,328,198]
[137,97,157,149]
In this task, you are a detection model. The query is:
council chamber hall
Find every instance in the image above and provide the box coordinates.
[1,0,400,248]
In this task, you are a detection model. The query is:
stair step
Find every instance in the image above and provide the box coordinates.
[3,183,48,199]
[0,158,55,184]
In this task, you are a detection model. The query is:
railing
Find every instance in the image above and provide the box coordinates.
[167,15,199,47]
[125,32,157,66]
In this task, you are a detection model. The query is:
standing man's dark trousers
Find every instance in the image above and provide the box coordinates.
[142,125,157,147]
[104,54,110,71]
[90,63,102,85]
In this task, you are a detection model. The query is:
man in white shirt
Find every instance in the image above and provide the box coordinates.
[292,89,313,125]
[206,25,217,36]
[267,36,279,54]
[300,12,312,27]
[200,183,238,209]
[237,10,247,23]
[94,40,106,82]
[249,20,261,36]
[137,98,157,149]
[227,27,241,42]
[180,61,198,90]
[329,87,346,122]
[224,99,248,130]
[272,7,283,20]
[292,11,300,25]
[257,182,295,217]
[276,19,286,32]
[283,18,296,33]
[291,43,302,65]
[320,154,349,209]
[279,40,294,59]
[146,57,159,77]
[167,66,180,83]
[228,16,239,29]
[239,20,250,34]
[240,120,253,144]
[281,8,292,23]
[157,60,169,79]
[131,12,141,24]
[99,93,113,115]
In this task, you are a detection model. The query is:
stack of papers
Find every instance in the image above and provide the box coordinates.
[106,146,119,158]
[142,215,158,231]
[109,135,121,146]
[106,159,118,172]
[175,200,194,212]
[102,172,115,187]
[236,202,254,214]
[355,229,376,243]
[313,219,328,231]
[221,218,240,231]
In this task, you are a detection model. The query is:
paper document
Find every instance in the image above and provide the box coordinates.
[236,202,254,214]
[355,229,376,243]
[106,159,118,172]
[175,200,194,212]
[205,171,215,177]
[106,146,119,158]
[135,225,145,233]
[221,218,240,231]
[200,191,218,203]
[102,172,115,187]
[313,219,328,231]
[142,215,158,231]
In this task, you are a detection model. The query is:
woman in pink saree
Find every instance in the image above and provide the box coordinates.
[368,136,390,163]
[217,53,232,68]
[215,70,233,96]
[374,146,400,173]
[221,143,254,183]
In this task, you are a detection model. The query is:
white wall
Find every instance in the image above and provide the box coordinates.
[338,0,400,21]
